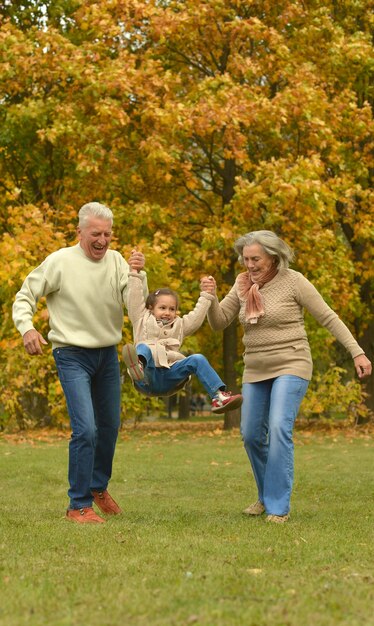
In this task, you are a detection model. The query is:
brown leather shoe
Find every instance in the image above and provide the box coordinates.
[66,507,106,524]
[92,490,122,515]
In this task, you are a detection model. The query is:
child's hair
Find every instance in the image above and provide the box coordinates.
[146,288,179,310]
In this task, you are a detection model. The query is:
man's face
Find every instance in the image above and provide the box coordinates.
[77,216,113,261]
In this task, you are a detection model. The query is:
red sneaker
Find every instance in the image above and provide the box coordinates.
[211,391,243,414]
[92,490,122,515]
[66,507,106,524]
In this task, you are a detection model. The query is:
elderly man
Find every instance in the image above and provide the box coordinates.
[13,202,146,524]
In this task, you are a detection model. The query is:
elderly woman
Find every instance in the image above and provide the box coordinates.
[201,230,371,523]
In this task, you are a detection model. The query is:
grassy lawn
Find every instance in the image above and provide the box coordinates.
[1,428,374,626]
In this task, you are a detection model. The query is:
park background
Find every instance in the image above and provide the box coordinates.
[1,3,374,626]
[0,0,373,432]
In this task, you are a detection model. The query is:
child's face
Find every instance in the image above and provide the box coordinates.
[151,295,177,322]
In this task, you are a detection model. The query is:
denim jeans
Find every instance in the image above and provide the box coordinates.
[241,375,309,516]
[53,346,121,510]
[135,344,225,398]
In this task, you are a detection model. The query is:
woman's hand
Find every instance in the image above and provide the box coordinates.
[354,354,372,379]
[200,275,217,295]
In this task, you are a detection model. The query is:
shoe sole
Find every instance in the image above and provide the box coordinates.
[211,396,243,414]
[266,515,290,523]
[66,517,106,524]
[66,512,106,524]
[122,344,144,381]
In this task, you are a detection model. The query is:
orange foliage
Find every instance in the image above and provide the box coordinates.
[0,0,373,428]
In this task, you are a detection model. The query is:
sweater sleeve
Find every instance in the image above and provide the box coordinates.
[207,283,241,331]
[125,272,148,324]
[295,272,365,358]
[12,258,56,337]
[122,268,148,308]
[181,292,215,337]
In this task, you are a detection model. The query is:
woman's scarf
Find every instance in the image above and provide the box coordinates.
[236,265,278,324]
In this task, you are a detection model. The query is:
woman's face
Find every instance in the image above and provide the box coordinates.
[242,243,274,278]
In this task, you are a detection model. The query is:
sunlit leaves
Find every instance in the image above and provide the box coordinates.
[0,0,373,426]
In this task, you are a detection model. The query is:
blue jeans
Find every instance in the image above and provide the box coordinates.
[241,376,309,516]
[134,344,225,398]
[53,346,121,510]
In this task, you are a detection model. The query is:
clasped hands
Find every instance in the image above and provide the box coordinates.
[128,249,145,272]
[200,275,217,295]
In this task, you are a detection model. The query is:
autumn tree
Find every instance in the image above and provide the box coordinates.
[0,0,372,428]
[116,0,373,421]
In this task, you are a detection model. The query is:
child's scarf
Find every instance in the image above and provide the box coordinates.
[236,266,278,324]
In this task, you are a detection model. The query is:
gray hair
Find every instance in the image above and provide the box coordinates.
[78,202,113,228]
[234,230,294,269]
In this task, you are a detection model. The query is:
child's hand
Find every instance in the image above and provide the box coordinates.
[129,249,145,272]
[200,275,216,294]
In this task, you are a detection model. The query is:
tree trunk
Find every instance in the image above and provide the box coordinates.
[358,317,374,413]
[220,157,241,429]
[178,386,191,419]
[336,201,373,413]
[222,320,241,429]
[222,259,241,429]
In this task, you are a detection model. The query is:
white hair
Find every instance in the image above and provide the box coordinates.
[78,202,113,228]
[234,230,294,269]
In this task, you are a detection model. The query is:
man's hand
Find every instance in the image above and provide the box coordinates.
[128,249,145,272]
[23,329,48,355]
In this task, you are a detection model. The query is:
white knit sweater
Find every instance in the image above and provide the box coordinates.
[13,244,146,349]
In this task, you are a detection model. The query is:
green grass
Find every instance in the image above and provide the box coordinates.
[1,430,374,626]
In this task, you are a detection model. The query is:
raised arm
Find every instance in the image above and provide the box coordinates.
[200,275,241,331]
[122,248,148,311]
[125,272,148,324]
[182,291,215,337]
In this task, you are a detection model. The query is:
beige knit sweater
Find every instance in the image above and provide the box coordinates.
[207,269,365,382]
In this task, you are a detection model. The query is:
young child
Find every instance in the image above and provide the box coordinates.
[122,267,243,414]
